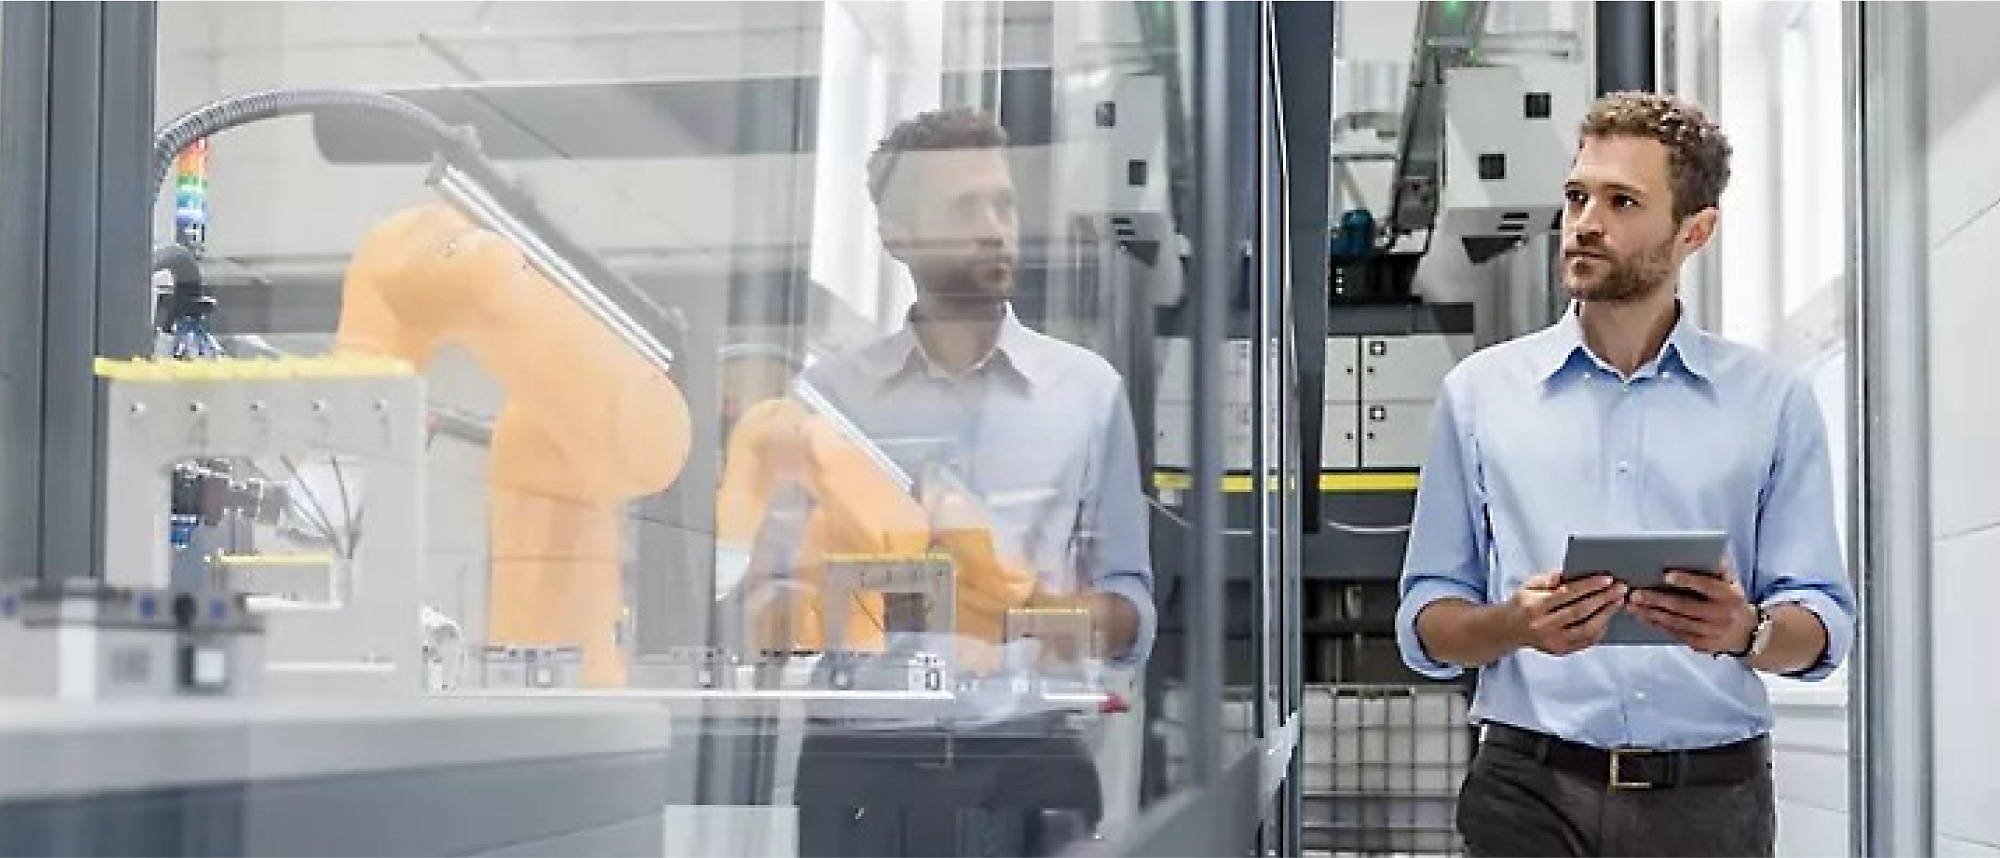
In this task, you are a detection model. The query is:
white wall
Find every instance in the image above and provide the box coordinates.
[1714,2,2000,854]
[1924,3,2000,854]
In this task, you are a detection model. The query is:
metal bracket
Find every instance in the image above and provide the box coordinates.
[819,554,955,654]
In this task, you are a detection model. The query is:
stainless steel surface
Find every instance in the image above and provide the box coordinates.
[431,163,679,374]
[442,685,1110,724]
[1852,3,1934,856]
[0,698,675,801]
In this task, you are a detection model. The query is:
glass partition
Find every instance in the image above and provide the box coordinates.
[127,1,1247,855]
[1673,2,1861,856]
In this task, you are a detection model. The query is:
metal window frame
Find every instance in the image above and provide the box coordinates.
[1848,2,1934,856]
[1084,1,1303,853]
[0,1,156,585]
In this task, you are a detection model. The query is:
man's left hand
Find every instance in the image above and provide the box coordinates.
[1627,567,1757,656]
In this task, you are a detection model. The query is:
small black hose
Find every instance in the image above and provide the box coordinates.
[151,243,202,293]
[151,88,470,215]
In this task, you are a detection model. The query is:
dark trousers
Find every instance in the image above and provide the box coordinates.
[1456,730,1777,857]
[792,726,1102,858]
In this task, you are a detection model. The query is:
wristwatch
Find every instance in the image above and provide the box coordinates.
[1728,605,1775,659]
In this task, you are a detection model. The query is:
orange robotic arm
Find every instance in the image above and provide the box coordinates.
[333,201,692,688]
[715,396,1048,663]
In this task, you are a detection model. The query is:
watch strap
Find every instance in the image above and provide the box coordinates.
[1728,605,1772,659]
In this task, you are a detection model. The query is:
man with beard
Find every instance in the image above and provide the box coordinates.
[752,108,1155,857]
[1394,92,1855,857]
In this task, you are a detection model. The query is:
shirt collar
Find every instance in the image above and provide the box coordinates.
[1537,299,1712,384]
[863,302,1045,392]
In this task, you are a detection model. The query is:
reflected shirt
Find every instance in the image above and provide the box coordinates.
[774,305,1157,672]
[1394,304,1856,751]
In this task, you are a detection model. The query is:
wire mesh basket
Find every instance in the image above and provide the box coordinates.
[1157,682,1475,856]
[1300,683,1473,857]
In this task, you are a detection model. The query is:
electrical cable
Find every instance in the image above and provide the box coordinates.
[278,456,346,559]
[329,458,355,557]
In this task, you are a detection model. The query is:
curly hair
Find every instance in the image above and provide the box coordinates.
[866,107,1011,220]
[1579,91,1733,221]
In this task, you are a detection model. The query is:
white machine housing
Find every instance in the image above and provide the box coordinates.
[95,356,427,699]
[1153,337,1261,475]
[1438,60,1591,239]
[1321,332,1477,470]
[1052,69,1186,309]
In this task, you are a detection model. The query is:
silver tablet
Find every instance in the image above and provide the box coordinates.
[1560,530,1730,646]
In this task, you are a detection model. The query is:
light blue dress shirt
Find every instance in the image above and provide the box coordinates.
[1395,304,1856,751]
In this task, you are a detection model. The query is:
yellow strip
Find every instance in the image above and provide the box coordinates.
[1151,471,1420,493]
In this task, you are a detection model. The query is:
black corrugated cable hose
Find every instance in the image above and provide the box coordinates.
[150,87,472,213]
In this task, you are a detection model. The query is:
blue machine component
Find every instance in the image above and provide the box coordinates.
[153,243,235,588]
[1329,208,1377,261]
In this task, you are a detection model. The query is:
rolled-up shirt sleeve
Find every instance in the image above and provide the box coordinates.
[1752,377,1857,681]
[1090,380,1158,670]
[1395,381,1490,681]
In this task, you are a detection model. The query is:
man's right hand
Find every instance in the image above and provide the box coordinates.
[1503,571,1629,656]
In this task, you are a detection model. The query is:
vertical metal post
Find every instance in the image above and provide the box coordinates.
[1276,0,1333,539]
[1251,0,1275,768]
[1186,0,1220,785]
[1594,1,1657,94]
[1187,0,1252,789]
[1842,7,1870,853]
[1276,4,1333,852]
[0,3,56,583]
[1269,4,1330,853]
[1851,2,1934,856]
[0,2,157,585]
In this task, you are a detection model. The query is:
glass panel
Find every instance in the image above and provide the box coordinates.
[1914,2,2000,849]
[142,1,1200,855]
[1693,2,1858,855]
[1711,0,1854,690]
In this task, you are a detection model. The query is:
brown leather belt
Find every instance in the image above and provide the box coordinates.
[1480,721,1769,790]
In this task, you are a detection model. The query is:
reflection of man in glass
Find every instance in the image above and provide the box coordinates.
[767,107,1158,857]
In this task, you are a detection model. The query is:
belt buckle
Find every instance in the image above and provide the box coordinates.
[1608,747,1655,790]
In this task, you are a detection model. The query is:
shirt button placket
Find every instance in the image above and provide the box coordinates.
[1612,380,1642,527]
